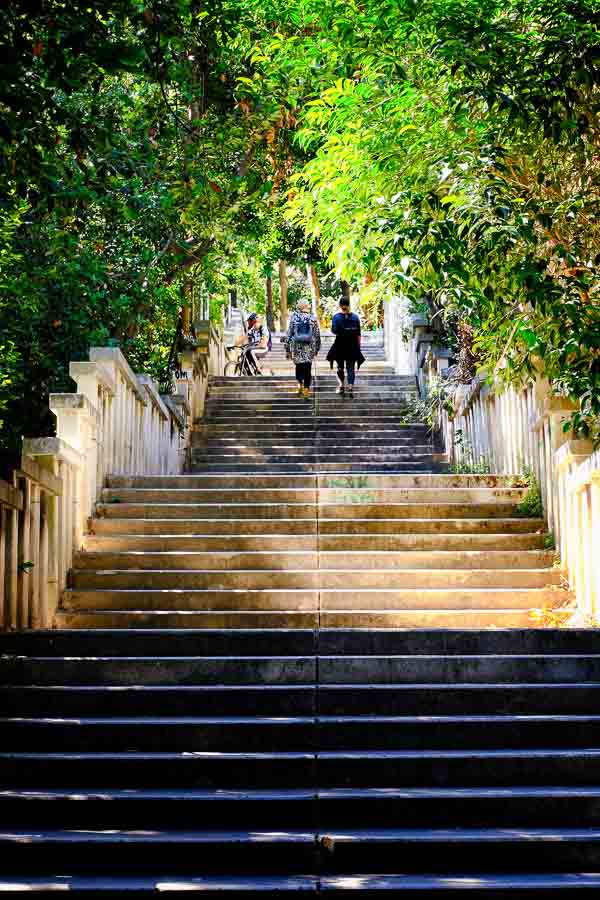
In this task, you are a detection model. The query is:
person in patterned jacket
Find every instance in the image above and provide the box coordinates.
[286,299,321,399]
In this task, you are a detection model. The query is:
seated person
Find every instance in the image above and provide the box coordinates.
[236,312,270,372]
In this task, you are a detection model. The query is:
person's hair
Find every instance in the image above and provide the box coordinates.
[339,298,350,308]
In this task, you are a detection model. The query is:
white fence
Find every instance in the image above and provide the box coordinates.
[384,293,600,623]
[1,324,222,629]
[431,371,600,624]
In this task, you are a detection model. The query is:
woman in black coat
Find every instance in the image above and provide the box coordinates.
[326,298,365,396]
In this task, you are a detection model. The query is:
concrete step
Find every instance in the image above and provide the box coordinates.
[63,589,320,611]
[55,608,547,628]
[0,655,317,686]
[319,827,600,873]
[69,568,559,590]
[0,684,318,716]
[189,464,441,474]
[105,475,522,489]
[0,628,318,657]
[0,827,318,874]
[0,787,316,829]
[4,715,600,753]
[101,488,525,505]
[97,501,538,522]
[7,652,595,687]
[4,680,600,717]
[7,628,599,657]
[201,442,434,453]
[91,518,319,535]
[71,550,554,572]
[6,748,600,790]
[82,534,546,553]
[61,586,555,612]
[8,784,600,830]
[89,517,543,536]
[0,751,318,788]
[3,872,600,895]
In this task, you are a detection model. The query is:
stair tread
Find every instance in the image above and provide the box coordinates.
[7,714,600,724]
[6,785,600,800]
[321,827,600,841]
[0,828,316,843]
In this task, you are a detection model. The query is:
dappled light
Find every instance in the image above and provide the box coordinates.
[2,1,600,896]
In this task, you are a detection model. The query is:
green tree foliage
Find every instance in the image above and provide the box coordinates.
[247,0,600,432]
[2,0,600,448]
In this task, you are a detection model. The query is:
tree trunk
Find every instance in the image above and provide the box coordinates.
[265,274,275,332]
[278,260,288,331]
[457,320,476,383]
[306,263,320,316]
[341,280,351,301]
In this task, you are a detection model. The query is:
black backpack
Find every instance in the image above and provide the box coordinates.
[293,316,313,344]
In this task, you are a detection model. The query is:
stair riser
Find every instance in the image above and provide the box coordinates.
[91,519,319,535]
[106,475,521,488]
[6,792,600,832]
[0,840,318,876]
[0,685,317,717]
[3,683,599,717]
[321,838,600,875]
[2,718,600,752]
[10,628,599,657]
[101,489,525,504]
[72,550,553,572]
[191,453,435,462]
[200,443,434,452]
[55,610,545,628]
[56,611,321,628]
[0,794,316,830]
[81,536,546,553]
[89,518,543,536]
[4,656,598,686]
[318,753,600,788]
[3,752,600,789]
[0,755,317,788]
[62,588,555,613]
[69,570,559,589]
[98,503,524,520]
[0,658,317,686]
[63,590,321,611]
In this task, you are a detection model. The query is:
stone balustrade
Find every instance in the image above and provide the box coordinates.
[429,363,600,624]
[1,324,222,629]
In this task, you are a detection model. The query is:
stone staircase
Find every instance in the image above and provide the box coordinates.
[1,329,589,896]
[192,374,429,473]
[266,329,389,375]
[55,472,558,629]
[2,628,600,895]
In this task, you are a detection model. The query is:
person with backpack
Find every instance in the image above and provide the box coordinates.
[327,297,365,397]
[236,312,271,373]
[286,299,321,399]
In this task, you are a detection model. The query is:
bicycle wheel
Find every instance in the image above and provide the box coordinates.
[224,361,239,377]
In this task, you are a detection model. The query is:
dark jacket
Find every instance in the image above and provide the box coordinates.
[327,311,365,367]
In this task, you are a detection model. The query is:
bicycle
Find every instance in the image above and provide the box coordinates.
[224,344,264,377]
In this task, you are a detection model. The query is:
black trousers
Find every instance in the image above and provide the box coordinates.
[295,362,312,388]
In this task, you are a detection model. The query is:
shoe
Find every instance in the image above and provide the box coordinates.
[296,385,303,395]
[347,386,354,398]
[302,387,311,400]
[336,385,345,395]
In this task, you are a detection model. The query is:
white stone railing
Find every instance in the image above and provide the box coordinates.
[384,297,600,622]
[1,326,221,630]
[433,370,600,622]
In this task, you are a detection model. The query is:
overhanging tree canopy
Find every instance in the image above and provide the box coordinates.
[2,0,600,447]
